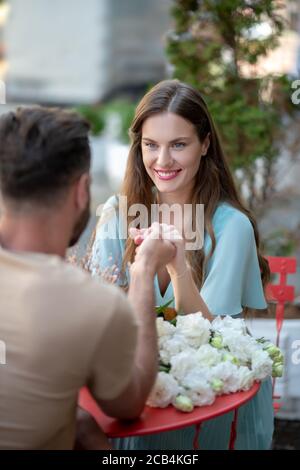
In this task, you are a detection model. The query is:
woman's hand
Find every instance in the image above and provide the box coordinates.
[130,223,188,278]
[129,223,176,274]
[130,223,211,319]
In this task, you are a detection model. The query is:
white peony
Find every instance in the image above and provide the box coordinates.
[221,330,258,364]
[211,316,247,335]
[156,317,176,338]
[195,344,223,367]
[251,349,273,381]
[147,372,180,408]
[236,366,255,391]
[147,313,282,411]
[176,313,211,348]
[209,362,241,394]
[159,334,192,366]
[170,350,199,382]
[181,369,216,406]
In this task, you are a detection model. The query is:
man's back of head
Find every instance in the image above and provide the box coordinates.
[0,107,92,252]
[0,106,91,209]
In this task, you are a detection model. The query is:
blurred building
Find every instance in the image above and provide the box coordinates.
[3,0,171,105]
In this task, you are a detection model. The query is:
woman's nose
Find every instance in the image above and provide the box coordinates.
[156,147,173,167]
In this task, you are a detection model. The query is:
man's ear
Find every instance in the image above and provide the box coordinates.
[202,133,211,156]
[75,172,90,210]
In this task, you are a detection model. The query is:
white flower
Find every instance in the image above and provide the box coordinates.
[176,313,211,348]
[195,344,222,367]
[211,316,247,335]
[159,334,192,365]
[170,351,199,382]
[156,317,176,338]
[209,362,241,394]
[251,349,273,380]
[147,372,180,408]
[220,330,258,364]
[236,366,255,391]
[182,369,216,406]
[147,314,282,410]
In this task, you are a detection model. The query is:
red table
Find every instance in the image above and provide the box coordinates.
[79,382,260,450]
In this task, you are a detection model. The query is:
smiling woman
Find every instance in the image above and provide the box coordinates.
[141,112,209,192]
[90,79,274,450]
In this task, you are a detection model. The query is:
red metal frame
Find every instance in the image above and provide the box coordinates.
[265,256,297,412]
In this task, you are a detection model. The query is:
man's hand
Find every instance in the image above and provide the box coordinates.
[130,223,187,277]
[129,222,176,272]
[74,407,112,450]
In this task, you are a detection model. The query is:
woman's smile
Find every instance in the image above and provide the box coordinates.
[153,168,182,181]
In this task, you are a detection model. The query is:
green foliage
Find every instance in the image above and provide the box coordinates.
[166,0,298,179]
[262,229,297,257]
[76,105,105,136]
[102,99,136,143]
[76,99,136,142]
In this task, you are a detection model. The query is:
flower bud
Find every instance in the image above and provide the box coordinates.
[222,352,240,366]
[173,395,194,413]
[210,333,223,349]
[272,363,284,378]
[210,378,224,393]
[264,344,283,361]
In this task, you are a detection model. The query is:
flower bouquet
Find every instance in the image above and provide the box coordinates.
[148,300,284,413]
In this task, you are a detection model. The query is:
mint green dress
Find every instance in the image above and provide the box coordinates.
[90,196,274,450]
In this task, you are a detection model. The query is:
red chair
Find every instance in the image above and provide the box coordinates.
[265,256,297,412]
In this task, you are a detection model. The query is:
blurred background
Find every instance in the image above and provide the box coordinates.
[0,0,300,449]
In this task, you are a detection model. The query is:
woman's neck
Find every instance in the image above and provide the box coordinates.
[156,189,192,207]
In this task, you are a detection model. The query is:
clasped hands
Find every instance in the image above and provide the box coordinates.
[129,222,188,278]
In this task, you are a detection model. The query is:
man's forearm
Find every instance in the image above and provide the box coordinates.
[127,260,158,410]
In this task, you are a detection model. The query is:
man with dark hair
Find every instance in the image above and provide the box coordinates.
[0,107,175,449]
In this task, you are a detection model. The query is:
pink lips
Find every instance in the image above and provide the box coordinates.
[154,169,182,181]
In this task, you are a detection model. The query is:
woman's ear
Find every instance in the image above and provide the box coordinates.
[202,133,211,156]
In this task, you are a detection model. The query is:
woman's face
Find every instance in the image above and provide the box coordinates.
[141,112,209,200]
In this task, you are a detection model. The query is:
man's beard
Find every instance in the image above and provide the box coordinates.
[68,200,91,248]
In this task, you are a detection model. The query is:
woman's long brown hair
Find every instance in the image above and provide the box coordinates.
[120,79,270,293]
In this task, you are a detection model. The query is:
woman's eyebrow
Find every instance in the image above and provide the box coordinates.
[142,137,157,142]
[142,136,191,143]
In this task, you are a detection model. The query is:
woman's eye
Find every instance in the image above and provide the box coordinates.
[145,142,158,149]
[172,142,186,149]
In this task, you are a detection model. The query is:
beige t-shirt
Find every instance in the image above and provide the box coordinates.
[0,246,138,450]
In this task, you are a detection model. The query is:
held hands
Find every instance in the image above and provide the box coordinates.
[129,222,188,277]
[129,222,175,273]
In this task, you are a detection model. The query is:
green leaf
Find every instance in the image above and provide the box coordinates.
[155,298,175,315]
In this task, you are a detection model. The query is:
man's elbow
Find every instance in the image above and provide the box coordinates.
[105,401,145,421]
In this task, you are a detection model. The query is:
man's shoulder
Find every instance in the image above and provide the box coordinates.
[45,259,131,322]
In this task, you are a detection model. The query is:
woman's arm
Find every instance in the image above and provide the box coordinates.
[169,265,213,320]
